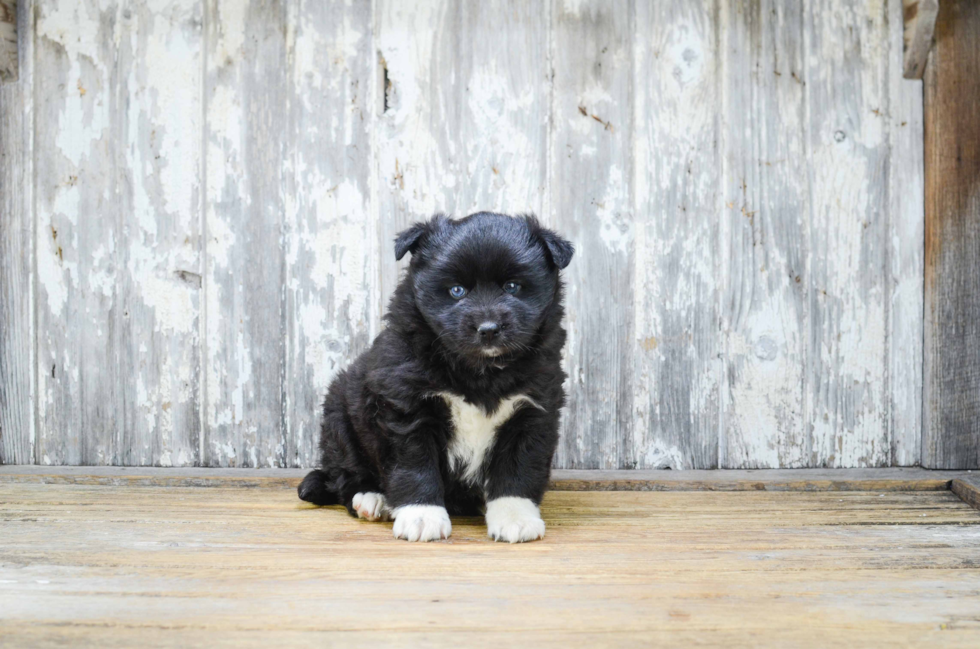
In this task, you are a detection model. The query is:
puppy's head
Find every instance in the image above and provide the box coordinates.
[395,212,573,362]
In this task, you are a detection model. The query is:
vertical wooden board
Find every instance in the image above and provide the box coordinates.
[804,0,890,467]
[205,0,287,467]
[34,0,123,465]
[283,0,374,468]
[34,0,203,467]
[374,0,548,317]
[374,0,457,314]
[0,0,33,464]
[886,0,923,466]
[632,0,721,469]
[551,0,634,469]
[923,0,980,469]
[719,0,808,468]
[114,0,203,466]
[453,2,549,216]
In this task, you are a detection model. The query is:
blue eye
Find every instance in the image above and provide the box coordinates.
[449,285,467,299]
[503,281,521,295]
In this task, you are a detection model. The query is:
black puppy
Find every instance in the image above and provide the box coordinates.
[298,212,573,542]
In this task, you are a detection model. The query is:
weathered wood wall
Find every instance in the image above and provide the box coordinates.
[0,0,33,465]
[922,0,980,469]
[0,0,932,469]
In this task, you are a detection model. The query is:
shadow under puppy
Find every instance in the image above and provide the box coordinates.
[298,212,573,542]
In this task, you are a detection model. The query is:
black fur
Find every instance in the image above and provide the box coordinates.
[298,212,573,517]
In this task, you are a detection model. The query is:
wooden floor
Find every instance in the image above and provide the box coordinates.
[2,474,980,648]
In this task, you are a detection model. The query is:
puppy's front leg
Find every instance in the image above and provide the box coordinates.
[387,436,451,542]
[484,409,559,543]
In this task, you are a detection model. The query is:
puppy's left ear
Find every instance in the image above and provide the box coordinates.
[394,215,447,261]
[537,228,574,270]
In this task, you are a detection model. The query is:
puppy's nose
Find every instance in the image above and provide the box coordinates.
[477,321,500,343]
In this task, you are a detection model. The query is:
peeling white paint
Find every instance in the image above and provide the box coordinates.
[596,165,631,255]
[22,0,922,471]
[214,0,247,62]
[37,240,68,318]
[642,442,686,470]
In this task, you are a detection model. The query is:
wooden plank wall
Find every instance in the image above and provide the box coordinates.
[922,0,980,469]
[0,0,934,469]
[720,0,807,468]
[0,0,33,465]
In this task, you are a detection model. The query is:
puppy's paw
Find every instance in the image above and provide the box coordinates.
[392,505,452,542]
[352,492,391,521]
[486,497,545,543]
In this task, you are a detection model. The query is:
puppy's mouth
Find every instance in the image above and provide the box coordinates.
[481,347,504,358]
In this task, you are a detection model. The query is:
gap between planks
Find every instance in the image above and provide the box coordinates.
[0,467,977,505]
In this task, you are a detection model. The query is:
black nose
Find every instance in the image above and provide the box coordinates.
[477,321,499,343]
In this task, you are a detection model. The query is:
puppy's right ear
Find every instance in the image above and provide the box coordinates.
[394,223,427,261]
[394,215,447,261]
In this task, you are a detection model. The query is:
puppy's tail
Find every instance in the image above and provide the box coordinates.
[297,469,340,506]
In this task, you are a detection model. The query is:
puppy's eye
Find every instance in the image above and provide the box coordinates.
[503,281,521,295]
[449,285,467,299]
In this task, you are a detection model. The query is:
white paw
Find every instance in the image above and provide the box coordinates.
[485,497,545,543]
[352,492,391,521]
[392,505,452,542]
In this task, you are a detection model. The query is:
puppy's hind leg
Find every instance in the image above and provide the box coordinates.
[299,469,390,522]
[315,386,388,520]
[298,469,340,506]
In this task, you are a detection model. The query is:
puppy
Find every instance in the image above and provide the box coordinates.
[297,212,573,543]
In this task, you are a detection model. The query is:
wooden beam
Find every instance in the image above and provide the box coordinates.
[0,0,15,83]
[904,0,939,79]
[951,476,980,510]
[0,466,975,492]
[923,0,980,469]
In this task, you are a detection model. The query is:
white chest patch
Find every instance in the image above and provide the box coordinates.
[438,392,542,485]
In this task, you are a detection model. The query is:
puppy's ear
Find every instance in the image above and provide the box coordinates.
[394,223,427,261]
[526,216,574,269]
[539,229,574,269]
[394,215,447,261]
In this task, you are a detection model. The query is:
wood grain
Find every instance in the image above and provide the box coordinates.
[452,1,549,217]
[283,0,375,469]
[951,476,980,511]
[374,0,453,312]
[0,0,31,465]
[204,0,287,467]
[804,0,890,468]
[719,0,807,468]
[116,0,204,467]
[922,0,980,469]
[374,0,549,314]
[0,0,15,83]
[632,0,721,469]
[887,0,925,466]
[902,0,938,79]
[552,0,634,469]
[1,482,978,648]
[33,0,203,467]
[34,0,125,465]
[0,0,937,470]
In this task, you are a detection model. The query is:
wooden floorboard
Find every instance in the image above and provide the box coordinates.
[1,479,980,647]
